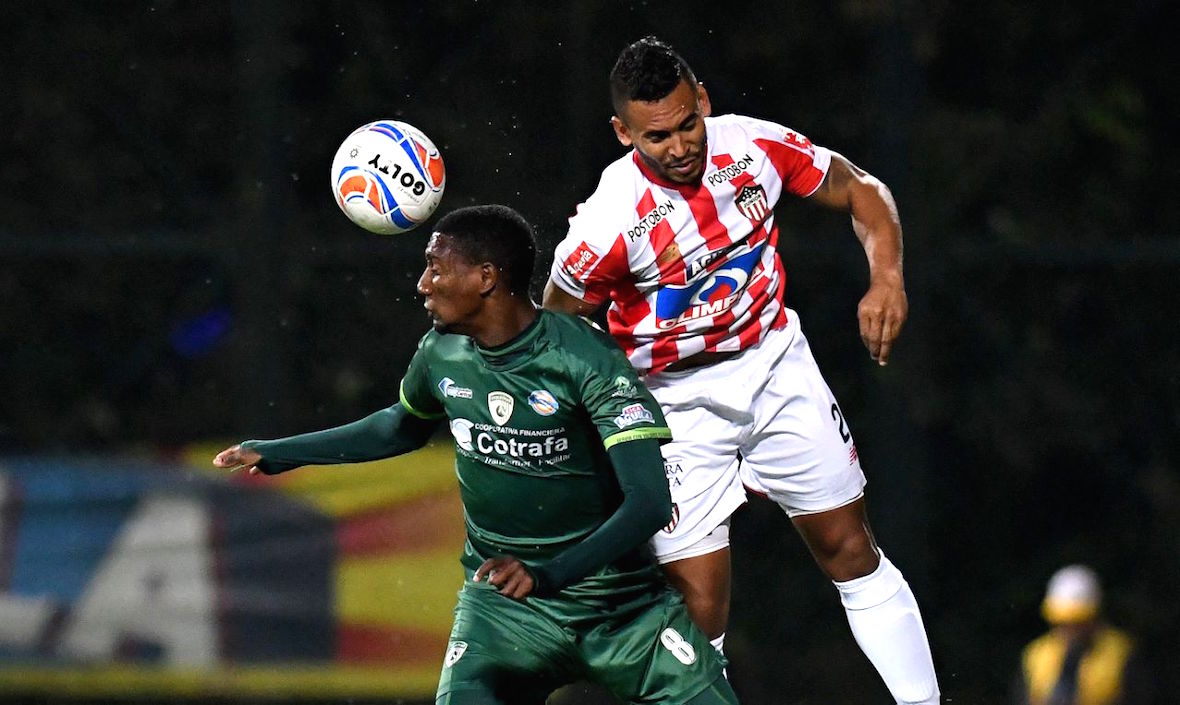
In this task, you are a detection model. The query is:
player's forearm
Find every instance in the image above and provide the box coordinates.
[241,404,437,475]
[850,175,904,285]
[531,438,671,595]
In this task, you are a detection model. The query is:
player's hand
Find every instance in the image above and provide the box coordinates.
[473,555,536,600]
[857,275,908,366]
[212,444,264,475]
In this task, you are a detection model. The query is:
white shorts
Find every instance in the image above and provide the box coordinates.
[644,311,867,560]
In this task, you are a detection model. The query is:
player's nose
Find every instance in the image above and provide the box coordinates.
[668,133,688,158]
[416,268,431,295]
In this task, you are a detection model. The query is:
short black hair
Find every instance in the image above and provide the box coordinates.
[432,204,537,297]
[609,36,697,116]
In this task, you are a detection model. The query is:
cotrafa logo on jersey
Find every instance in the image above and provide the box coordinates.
[653,246,763,329]
[449,417,572,469]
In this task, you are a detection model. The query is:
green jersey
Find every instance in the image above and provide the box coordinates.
[398,310,671,574]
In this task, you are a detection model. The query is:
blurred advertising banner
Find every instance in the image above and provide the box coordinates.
[0,443,463,700]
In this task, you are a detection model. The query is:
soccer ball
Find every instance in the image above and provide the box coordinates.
[330,120,446,235]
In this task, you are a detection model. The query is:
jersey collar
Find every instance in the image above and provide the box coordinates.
[475,310,544,368]
[631,150,704,196]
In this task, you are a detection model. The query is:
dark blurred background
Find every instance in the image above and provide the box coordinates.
[2,1,1177,704]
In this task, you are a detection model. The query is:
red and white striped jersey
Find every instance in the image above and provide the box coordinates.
[549,114,832,374]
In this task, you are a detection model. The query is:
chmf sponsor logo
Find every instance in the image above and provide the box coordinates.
[626,199,676,241]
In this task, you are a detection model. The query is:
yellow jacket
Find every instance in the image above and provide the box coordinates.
[1021,625,1133,705]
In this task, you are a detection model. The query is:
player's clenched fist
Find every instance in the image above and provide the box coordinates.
[212,444,263,475]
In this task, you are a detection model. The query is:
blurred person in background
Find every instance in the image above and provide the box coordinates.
[543,35,938,704]
[1014,564,1154,705]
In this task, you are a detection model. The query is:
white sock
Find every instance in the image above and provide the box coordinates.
[710,633,727,678]
[710,633,725,654]
[834,551,940,704]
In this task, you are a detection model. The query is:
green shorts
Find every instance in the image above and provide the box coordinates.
[436,575,729,705]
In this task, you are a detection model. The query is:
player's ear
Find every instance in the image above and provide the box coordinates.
[697,82,712,118]
[479,262,498,297]
[611,115,634,147]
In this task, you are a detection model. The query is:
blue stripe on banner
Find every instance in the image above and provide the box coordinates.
[3,458,146,602]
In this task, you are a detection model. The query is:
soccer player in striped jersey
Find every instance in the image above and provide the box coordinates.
[213,205,740,705]
[543,36,939,704]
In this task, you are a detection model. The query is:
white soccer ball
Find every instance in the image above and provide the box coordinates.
[330,120,446,235]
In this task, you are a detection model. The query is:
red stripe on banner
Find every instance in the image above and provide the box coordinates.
[337,492,464,557]
[336,623,448,665]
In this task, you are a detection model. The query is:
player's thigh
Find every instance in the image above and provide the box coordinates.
[739,331,866,515]
[685,676,741,705]
[648,399,747,561]
[436,584,575,704]
[583,589,727,704]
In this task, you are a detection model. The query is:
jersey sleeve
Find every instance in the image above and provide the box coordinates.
[548,170,637,306]
[397,336,446,419]
[744,116,833,198]
[572,324,670,448]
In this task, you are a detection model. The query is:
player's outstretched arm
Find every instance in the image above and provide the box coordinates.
[211,403,440,476]
[807,151,908,366]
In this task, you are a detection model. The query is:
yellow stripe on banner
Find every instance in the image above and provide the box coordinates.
[184,440,457,517]
[337,549,465,630]
[0,664,439,699]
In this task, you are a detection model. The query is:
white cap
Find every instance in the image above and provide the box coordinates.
[1042,564,1102,624]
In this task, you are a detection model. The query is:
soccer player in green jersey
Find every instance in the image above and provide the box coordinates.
[213,204,738,705]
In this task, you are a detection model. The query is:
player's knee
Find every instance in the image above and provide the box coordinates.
[812,529,878,581]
